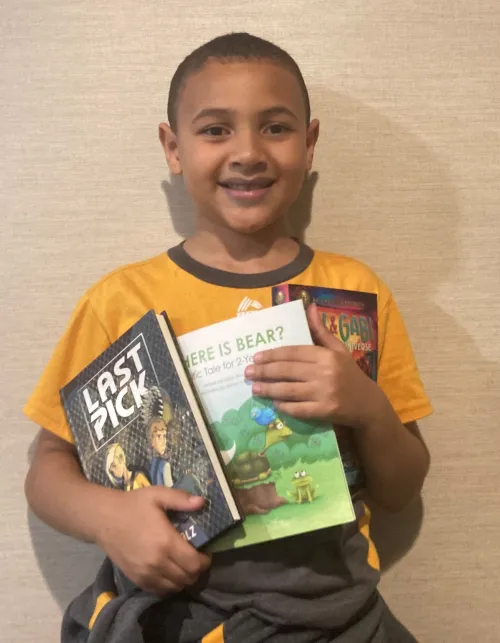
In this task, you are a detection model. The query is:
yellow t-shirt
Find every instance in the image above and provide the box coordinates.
[24,242,432,442]
[23,242,433,629]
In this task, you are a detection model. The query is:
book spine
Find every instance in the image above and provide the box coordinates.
[159,312,243,521]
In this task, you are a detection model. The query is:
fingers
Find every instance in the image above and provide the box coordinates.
[153,487,205,512]
[245,361,317,383]
[273,401,322,420]
[252,336,346,366]
[162,518,212,578]
[168,531,211,578]
[251,380,315,401]
[101,490,212,599]
[308,308,348,352]
[139,558,200,596]
[140,531,211,595]
[245,354,335,403]
[305,302,324,337]
[159,559,198,591]
[253,345,323,364]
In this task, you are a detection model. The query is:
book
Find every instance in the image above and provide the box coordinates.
[177,300,355,552]
[272,285,378,494]
[60,310,242,549]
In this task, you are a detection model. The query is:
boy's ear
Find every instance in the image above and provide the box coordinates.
[159,123,182,175]
[305,119,320,172]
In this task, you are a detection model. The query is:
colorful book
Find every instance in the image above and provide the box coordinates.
[272,285,378,494]
[60,310,242,549]
[177,300,355,552]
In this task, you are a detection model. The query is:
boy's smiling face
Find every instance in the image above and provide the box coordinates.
[160,60,319,236]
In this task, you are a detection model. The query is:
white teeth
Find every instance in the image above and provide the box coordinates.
[222,181,272,190]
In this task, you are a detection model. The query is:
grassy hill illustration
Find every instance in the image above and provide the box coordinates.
[212,397,341,516]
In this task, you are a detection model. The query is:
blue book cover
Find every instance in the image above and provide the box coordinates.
[60,310,242,549]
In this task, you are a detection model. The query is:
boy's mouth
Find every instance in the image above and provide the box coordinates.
[218,177,276,201]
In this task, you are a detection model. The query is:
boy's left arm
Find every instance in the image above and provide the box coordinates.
[347,400,430,513]
[245,304,430,513]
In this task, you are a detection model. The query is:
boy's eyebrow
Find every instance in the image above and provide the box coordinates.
[191,106,299,124]
[261,106,299,121]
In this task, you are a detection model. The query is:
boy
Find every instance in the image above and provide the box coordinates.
[24,32,432,643]
[106,443,151,492]
[149,416,173,488]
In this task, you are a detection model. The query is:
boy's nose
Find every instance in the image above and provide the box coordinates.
[229,130,267,173]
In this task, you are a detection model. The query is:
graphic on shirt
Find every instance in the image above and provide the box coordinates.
[272,284,378,493]
[236,296,263,316]
[178,301,355,551]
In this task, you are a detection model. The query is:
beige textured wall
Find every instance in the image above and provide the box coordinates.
[2,1,500,641]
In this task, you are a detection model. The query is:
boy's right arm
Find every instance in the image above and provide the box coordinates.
[25,429,211,595]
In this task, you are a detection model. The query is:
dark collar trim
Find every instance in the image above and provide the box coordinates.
[167,241,314,288]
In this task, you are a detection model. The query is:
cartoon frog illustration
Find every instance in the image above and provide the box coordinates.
[287,470,318,504]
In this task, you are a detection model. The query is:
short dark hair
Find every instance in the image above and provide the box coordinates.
[167,32,311,132]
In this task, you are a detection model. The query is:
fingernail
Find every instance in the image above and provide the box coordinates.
[253,352,263,363]
[252,383,262,394]
[245,365,255,378]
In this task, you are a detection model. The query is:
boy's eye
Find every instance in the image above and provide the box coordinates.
[200,125,229,137]
[264,123,291,135]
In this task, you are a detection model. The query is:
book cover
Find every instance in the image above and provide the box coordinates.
[60,310,242,549]
[177,300,355,552]
[272,285,378,493]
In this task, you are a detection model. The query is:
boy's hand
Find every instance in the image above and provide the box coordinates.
[95,487,211,595]
[244,303,380,428]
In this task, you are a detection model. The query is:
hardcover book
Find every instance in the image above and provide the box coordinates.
[60,310,242,549]
[177,300,355,552]
[272,285,378,493]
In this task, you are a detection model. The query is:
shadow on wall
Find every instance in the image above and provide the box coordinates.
[306,90,500,574]
[27,436,104,610]
[27,90,500,610]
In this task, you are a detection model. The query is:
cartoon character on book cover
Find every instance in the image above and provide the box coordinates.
[91,386,210,547]
[142,386,209,545]
[142,387,205,496]
[105,442,150,491]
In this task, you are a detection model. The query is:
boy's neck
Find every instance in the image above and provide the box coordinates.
[183,224,301,274]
